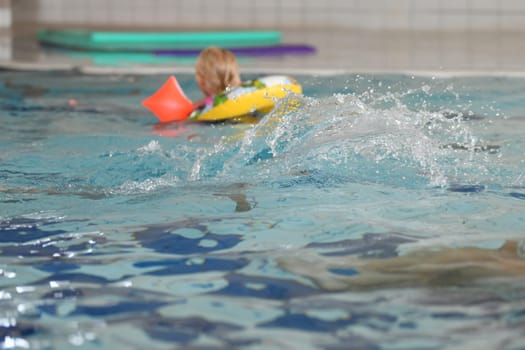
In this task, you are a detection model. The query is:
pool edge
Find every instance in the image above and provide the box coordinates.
[2,61,525,78]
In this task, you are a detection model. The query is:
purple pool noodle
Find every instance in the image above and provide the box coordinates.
[154,45,316,57]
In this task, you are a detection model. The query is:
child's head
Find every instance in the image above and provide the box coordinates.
[195,47,241,96]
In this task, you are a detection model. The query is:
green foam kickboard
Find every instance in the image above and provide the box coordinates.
[38,29,282,51]
[66,51,253,67]
[67,52,191,66]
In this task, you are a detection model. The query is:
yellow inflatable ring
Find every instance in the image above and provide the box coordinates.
[189,75,302,122]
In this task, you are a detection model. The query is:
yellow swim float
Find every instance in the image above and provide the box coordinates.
[190,75,302,122]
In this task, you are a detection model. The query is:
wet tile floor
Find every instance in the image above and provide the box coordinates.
[3,25,525,75]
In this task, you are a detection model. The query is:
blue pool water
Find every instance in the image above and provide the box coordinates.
[1,71,525,349]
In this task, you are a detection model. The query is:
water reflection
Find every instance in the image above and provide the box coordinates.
[279,239,525,291]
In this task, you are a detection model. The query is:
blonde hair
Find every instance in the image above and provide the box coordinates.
[195,47,241,95]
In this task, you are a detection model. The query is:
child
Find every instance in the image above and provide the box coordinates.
[194,47,242,109]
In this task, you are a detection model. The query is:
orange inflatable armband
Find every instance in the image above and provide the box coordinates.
[142,76,194,122]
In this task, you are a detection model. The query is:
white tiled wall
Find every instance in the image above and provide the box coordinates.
[0,0,10,28]
[0,0,11,61]
[11,0,525,32]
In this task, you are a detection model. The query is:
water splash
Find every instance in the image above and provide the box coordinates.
[188,90,495,189]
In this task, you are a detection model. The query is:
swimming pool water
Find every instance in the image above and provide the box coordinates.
[1,71,525,349]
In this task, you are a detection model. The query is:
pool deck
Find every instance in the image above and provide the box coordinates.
[3,25,525,76]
